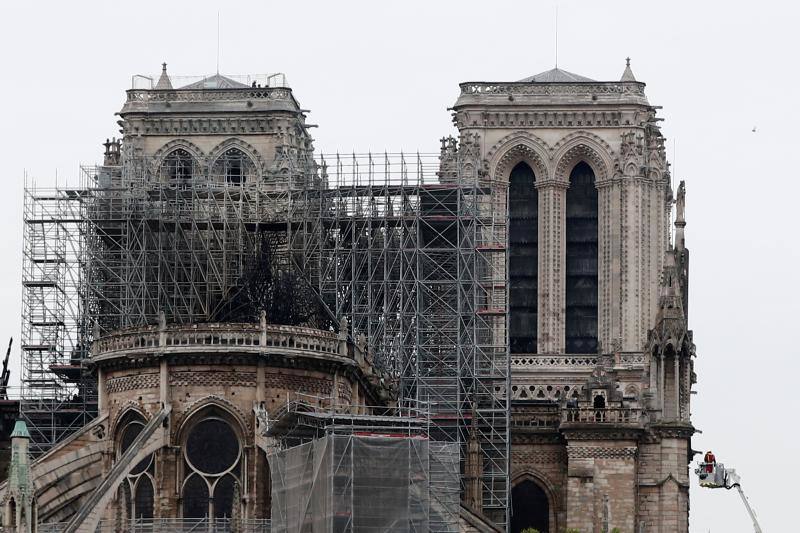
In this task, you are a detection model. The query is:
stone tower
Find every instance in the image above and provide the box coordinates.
[119,64,315,178]
[450,61,695,532]
[2,421,37,533]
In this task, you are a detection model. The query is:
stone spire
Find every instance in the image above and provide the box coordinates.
[2,421,37,532]
[675,180,686,250]
[155,62,173,90]
[620,57,637,82]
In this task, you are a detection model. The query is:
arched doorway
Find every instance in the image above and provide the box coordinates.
[511,479,550,533]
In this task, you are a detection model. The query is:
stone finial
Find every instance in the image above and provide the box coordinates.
[621,57,637,82]
[155,62,173,90]
[158,310,166,330]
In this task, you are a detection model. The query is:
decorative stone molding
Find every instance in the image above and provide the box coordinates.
[126,87,293,103]
[511,355,599,369]
[459,82,646,98]
[552,132,614,182]
[177,395,252,437]
[106,373,159,394]
[486,131,551,179]
[512,449,566,465]
[509,383,584,401]
[650,423,695,439]
[206,137,267,177]
[169,370,257,388]
[110,403,150,438]
[150,138,207,169]
[567,445,637,460]
[562,428,644,441]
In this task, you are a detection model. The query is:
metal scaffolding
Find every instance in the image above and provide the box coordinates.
[288,148,509,522]
[20,186,94,452]
[20,139,510,524]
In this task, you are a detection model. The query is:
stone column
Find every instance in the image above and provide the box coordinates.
[159,359,169,407]
[620,177,645,351]
[659,353,665,414]
[537,180,567,354]
[674,356,681,420]
[97,367,106,413]
[597,177,619,353]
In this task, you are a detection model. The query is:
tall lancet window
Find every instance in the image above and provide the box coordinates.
[565,162,598,354]
[509,162,538,354]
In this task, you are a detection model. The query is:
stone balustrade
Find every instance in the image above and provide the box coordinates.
[511,354,599,370]
[511,353,647,371]
[616,352,647,367]
[91,322,343,362]
[126,87,292,103]
[510,406,561,429]
[561,407,643,425]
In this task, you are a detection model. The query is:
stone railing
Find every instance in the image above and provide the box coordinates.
[511,406,561,429]
[126,87,292,103]
[511,354,599,370]
[459,81,645,97]
[616,352,647,367]
[561,407,643,425]
[91,322,343,362]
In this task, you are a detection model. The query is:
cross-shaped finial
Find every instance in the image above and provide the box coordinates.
[162,62,167,72]
[626,57,631,67]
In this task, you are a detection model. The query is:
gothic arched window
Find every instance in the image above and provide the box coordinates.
[565,161,598,354]
[159,148,197,183]
[116,413,155,520]
[509,162,538,354]
[211,148,256,185]
[181,413,242,519]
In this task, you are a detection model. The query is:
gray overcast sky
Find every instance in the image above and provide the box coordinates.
[1,1,796,531]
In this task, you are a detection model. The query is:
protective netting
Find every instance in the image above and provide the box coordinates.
[268,435,459,533]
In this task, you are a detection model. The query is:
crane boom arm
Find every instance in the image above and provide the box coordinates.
[733,483,763,533]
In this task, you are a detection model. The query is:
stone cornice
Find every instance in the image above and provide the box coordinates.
[560,425,645,441]
[650,421,695,439]
[121,87,301,116]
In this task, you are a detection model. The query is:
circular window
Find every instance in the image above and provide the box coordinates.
[185,418,240,475]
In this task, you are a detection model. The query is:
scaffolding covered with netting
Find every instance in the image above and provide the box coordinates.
[20,139,510,525]
[268,433,460,533]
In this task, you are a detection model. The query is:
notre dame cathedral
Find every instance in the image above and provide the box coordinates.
[1,59,694,533]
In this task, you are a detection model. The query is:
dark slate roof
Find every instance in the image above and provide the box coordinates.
[517,67,595,83]
[179,74,250,89]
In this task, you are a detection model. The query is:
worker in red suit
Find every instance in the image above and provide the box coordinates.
[704,450,716,473]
